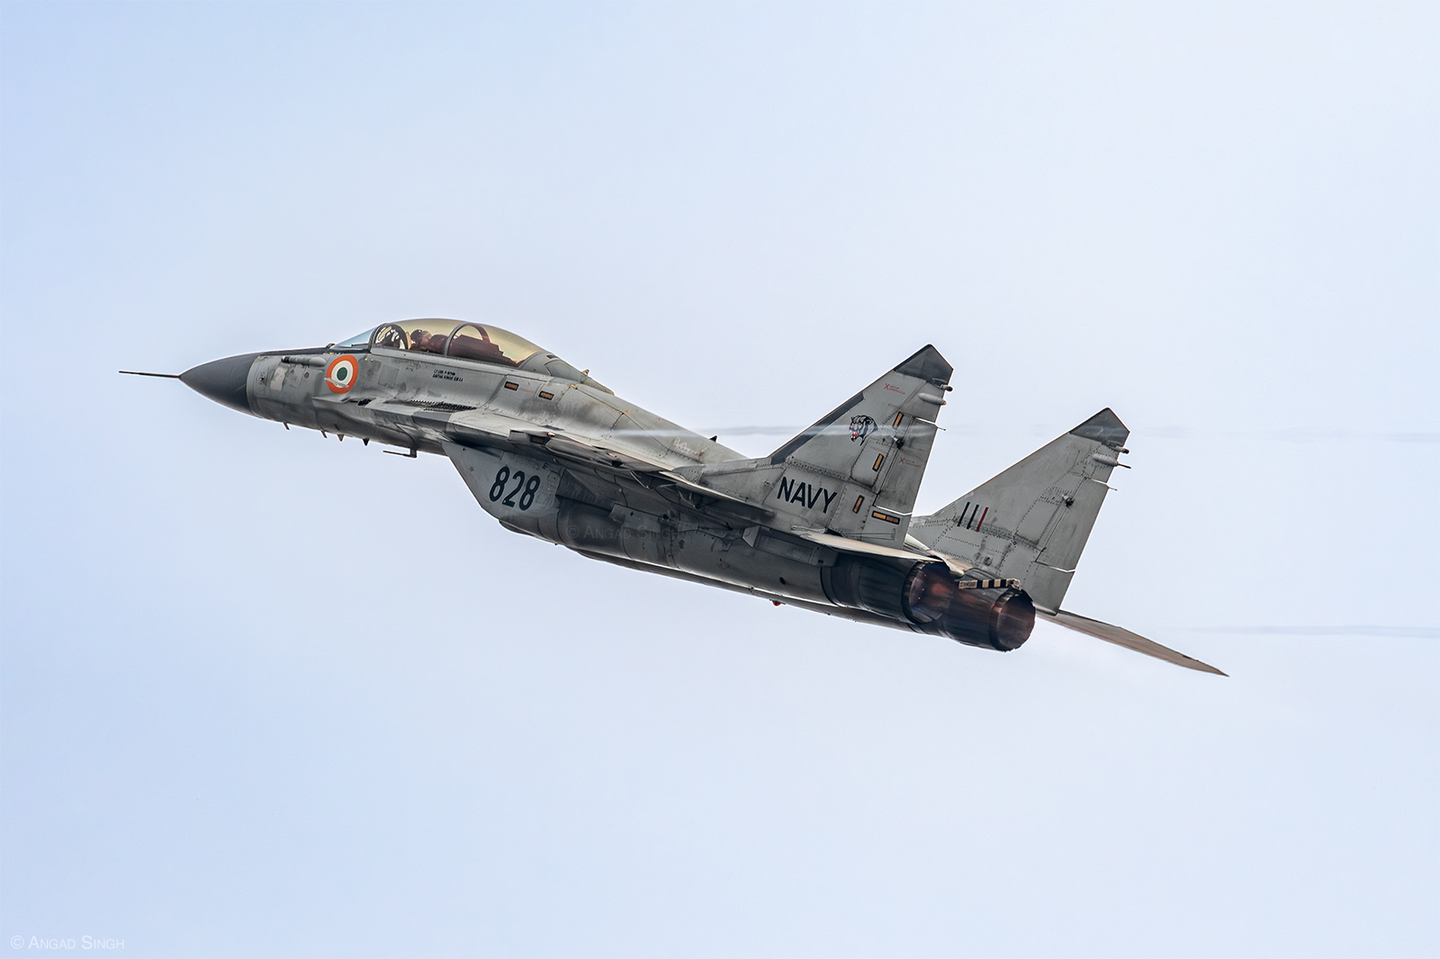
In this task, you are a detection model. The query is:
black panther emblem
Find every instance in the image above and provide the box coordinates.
[849,414,876,442]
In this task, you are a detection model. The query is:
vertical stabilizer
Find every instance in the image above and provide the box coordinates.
[908,409,1130,611]
[689,346,953,547]
[762,345,953,545]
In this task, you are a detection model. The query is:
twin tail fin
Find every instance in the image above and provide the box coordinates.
[908,408,1131,612]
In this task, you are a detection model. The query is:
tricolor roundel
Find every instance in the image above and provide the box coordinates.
[326,354,359,394]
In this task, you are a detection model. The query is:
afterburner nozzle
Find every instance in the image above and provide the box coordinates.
[903,563,1036,651]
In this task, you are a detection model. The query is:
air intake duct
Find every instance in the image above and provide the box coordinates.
[822,557,1035,651]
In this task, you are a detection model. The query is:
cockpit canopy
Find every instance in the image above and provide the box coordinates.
[336,319,544,369]
[332,318,612,392]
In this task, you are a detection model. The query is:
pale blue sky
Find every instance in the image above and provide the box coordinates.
[2,3,1436,957]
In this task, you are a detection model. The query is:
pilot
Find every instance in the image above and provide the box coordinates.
[409,329,447,354]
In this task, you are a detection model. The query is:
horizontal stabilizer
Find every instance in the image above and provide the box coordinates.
[1039,609,1226,676]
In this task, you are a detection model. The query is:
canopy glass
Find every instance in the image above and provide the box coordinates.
[329,318,615,392]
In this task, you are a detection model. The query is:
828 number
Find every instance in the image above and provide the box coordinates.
[488,466,542,511]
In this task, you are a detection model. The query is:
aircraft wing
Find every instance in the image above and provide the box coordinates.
[1039,609,1226,675]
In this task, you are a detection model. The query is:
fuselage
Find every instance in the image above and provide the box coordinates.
[179,318,1035,651]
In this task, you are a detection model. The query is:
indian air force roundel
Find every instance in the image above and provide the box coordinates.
[326,355,359,394]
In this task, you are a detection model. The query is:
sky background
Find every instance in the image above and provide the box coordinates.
[1,3,1436,957]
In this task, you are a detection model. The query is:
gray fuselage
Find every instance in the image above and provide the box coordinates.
[177,327,1032,652]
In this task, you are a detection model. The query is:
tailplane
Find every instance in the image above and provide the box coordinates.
[1039,609,1226,675]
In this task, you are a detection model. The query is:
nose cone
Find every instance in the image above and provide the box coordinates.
[180,353,258,414]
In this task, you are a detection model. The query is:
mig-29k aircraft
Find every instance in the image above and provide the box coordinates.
[126,318,1222,675]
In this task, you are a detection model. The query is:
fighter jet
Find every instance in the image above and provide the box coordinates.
[126,318,1222,675]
